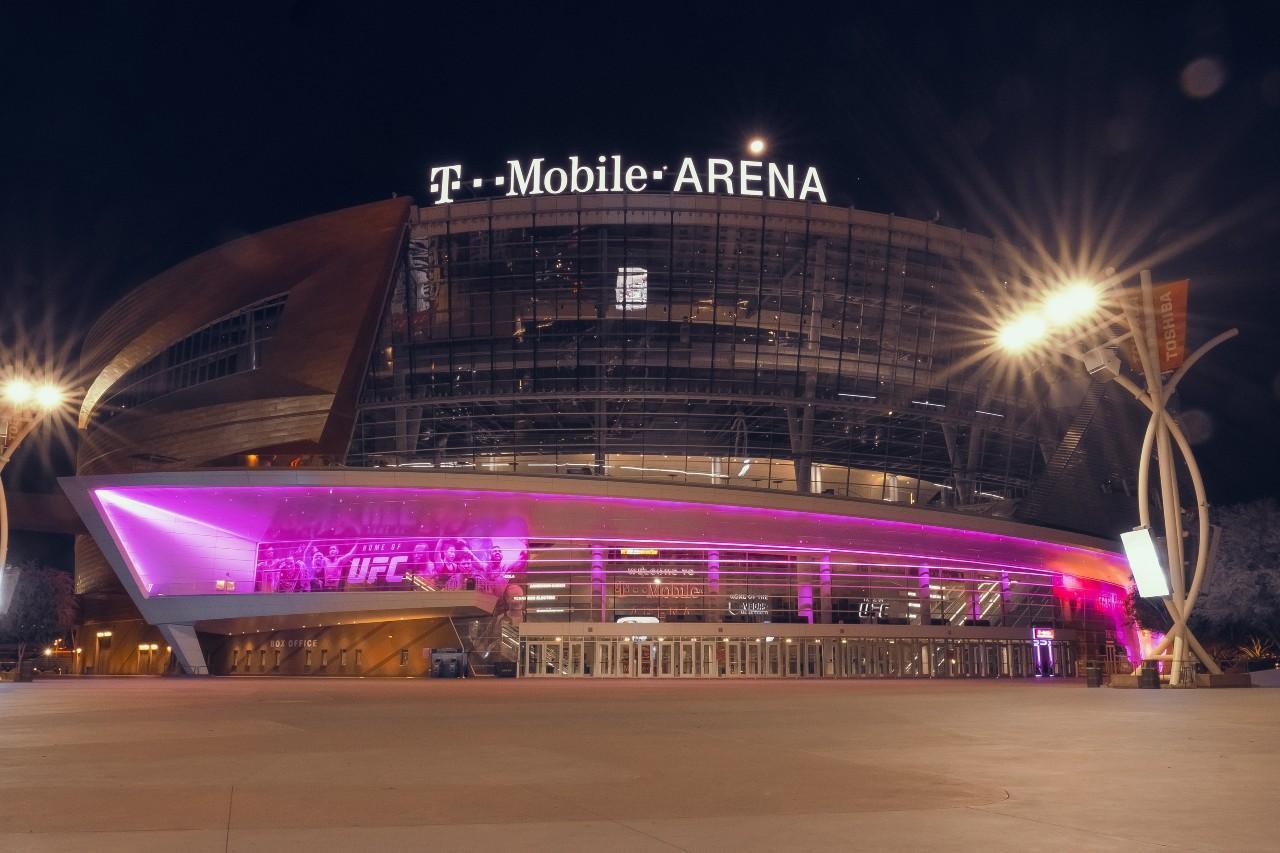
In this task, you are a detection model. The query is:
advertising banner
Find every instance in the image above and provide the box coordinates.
[1121,279,1189,374]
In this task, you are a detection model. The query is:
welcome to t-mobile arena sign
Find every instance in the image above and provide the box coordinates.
[428,155,828,205]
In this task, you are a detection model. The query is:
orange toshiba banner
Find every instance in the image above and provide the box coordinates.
[1121,279,1189,374]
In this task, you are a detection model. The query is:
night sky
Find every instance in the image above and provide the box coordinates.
[2,2,1278,513]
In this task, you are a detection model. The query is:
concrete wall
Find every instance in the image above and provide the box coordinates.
[207,618,460,677]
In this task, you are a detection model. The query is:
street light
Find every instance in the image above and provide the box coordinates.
[747,137,767,156]
[997,313,1048,352]
[34,384,63,410]
[4,380,32,406]
[1,374,71,587]
[1042,281,1098,327]
[994,272,1237,686]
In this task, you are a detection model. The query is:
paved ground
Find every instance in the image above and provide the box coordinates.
[0,678,1276,852]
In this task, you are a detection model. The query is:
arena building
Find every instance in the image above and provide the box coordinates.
[62,161,1145,679]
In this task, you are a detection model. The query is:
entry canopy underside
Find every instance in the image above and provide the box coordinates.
[62,473,1133,610]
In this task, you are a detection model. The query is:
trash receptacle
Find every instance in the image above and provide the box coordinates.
[1085,665,1103,688]
[494,660,517,678]
[1138,661,1160,689]
[430,649,466,678]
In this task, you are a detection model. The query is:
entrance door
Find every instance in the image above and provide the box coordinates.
[803,641,821,677]
[700,641,716,677]
[618,641,634,676]
[985,644,1001,678]
[568,641,585,676]
[545,642,563,675]
[1033,641,1054,676]
[594,641,613,677]
[766,642,782,677]
[785,642,801,676]
[679,642,696,676]
[746,641,761,676]
[638,642,652,676]
[726,642,742,676]
[658,641,675,676]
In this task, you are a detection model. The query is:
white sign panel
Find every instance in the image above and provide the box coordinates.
[428,155,827,205]
[615,267,648,311]
[1120,527,1171,598]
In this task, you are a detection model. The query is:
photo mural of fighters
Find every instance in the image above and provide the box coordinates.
[254,545,281,592]
[306,542,360,591]
[278,548,304,592]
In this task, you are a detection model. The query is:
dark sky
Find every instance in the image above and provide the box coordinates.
[2,2,1278,509]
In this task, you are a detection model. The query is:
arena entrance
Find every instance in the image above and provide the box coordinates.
[518,631,1075,679]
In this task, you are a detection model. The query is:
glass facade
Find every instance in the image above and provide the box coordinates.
[96,295,287,421]
[348,198,1042,507]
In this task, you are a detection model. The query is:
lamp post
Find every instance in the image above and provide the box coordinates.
[997,271,1236,686]
[1,377,67,578]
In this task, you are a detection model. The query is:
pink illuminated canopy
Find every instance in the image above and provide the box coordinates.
[85,483,1133,600]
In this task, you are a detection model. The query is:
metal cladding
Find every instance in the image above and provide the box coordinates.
[77,197,412,470]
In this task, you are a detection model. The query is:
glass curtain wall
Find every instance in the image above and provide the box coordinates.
[347,202,1040,508]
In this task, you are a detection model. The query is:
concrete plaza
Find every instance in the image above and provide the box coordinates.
[0,678,1276,852]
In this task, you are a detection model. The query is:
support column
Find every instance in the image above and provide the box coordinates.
[999,571,1011,625]
[819,554,832,625]
[707,550,722,621]
[917,567,932,626]
[157,624,208,675]
[796,556,814,625]
[591,545,606,623]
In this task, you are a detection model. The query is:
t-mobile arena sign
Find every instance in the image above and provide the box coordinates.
[429,155,827,205]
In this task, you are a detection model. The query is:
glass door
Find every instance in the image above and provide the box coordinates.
[639,642,654,676]
[658,641,675,676]
[804,641,821,677]
[766,642,782,677]
[568,641,584,676]
[618,641,634,676]
[679,642,696,676]
[746,641,761,676]
[546,642,563,676]
[726,641,742,676]
[785,641,801,676]
[700,641,716,677]
[594,641,613,677]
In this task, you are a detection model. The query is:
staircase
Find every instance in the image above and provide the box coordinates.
[1016,378,1109,523]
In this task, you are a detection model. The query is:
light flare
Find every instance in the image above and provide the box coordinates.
[997,313,1048,352]
[1043,281,1098,327]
